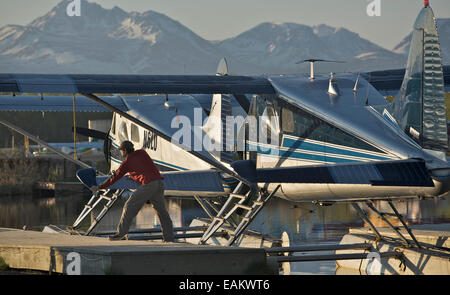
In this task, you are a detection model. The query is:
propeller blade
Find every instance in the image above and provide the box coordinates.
[295,59,346,64]
[72,126,108,140]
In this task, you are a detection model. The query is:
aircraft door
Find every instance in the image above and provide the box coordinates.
[103,114,115,168]
[109,116,127,169]
[117,119,129,143]
[259,100,280,168]
[248,95,280,168]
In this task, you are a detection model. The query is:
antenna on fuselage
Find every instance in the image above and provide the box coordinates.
[353,73,360,93]
[364,73,371,106]
[296,59,346,80]
[216,58,229,76]
[164,93,177,112]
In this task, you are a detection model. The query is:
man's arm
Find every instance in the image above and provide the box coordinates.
[91,160,129,191]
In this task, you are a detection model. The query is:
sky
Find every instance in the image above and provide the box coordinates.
[0,0,449,50]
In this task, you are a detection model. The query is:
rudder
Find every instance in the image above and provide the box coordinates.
[391,3,447,151]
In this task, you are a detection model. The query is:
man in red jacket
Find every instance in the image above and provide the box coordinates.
[91,140,174,242]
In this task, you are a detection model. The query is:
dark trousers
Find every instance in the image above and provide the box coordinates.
[116,179,174,242]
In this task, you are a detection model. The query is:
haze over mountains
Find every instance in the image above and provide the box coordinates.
[0,0,448,75]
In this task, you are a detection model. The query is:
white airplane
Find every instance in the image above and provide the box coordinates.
[0,1,449,246]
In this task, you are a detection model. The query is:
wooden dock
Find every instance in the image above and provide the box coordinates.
[0,228,270,275]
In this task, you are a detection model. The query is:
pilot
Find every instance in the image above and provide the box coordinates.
[90,140,174,242]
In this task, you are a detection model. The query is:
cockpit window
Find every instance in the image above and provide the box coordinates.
[280,100,382,153]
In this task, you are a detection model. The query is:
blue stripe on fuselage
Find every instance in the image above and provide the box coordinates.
[247,137,392,163]
[282,137,391,161]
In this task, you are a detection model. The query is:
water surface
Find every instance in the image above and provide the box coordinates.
[1,193,449,274]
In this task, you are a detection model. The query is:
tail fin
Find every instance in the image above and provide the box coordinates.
[391,3,448,151]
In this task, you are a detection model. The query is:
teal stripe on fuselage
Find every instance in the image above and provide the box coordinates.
[248,143,349,163]
[248,140,391,164]
[153,159,188,171]
[282,137,391,161]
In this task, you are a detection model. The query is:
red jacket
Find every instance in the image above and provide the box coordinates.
[99,149,163,189]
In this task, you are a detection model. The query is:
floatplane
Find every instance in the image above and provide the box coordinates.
[0,1,449,247]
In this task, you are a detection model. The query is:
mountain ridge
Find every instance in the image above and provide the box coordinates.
[0,0,447,75]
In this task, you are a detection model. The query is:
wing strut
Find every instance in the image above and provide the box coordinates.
[199,182,281,246]
[0,118,95,171]
[352,200,422,249]
[81,93,250,186]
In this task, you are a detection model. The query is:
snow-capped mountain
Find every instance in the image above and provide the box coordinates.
[0,0,223,74]
[217,22,405,73]
[0,0,446,75]
[393,18,450,64]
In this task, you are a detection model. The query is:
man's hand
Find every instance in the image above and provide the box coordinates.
[90,186,99,192]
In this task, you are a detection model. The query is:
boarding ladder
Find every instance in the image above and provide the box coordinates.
[199,182,281,246]
[71,189,126,236]
[352,200,422,248]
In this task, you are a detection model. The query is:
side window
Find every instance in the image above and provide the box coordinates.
[281,107,294,133]
[130,123,140,143]
[118,121,128,143]
[110,146,125,162]
[249,94,266,117]
[280,100,382,153]
[260,104,280,145]
[281,103,319,140]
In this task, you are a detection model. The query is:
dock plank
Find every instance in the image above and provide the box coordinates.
[0,228,268,275]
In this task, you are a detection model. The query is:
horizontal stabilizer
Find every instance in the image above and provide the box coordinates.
[231,160,434,187]
[77,168,226,197]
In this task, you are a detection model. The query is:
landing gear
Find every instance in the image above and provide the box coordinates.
[351,199,422,248]
[198,182,281,246]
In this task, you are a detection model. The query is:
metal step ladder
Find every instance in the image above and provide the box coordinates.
[352,200,421,248]
[199,182,280,246]
[71,189,126,236]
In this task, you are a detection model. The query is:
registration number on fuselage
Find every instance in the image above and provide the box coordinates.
[143,130,158,151]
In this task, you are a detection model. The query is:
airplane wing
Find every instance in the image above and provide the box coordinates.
[77,168,227,197]
[0,74,275,95]
[363,65,450,96]
[0,94,128,112]
[0,74,252,183]
[231,159,434,187]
